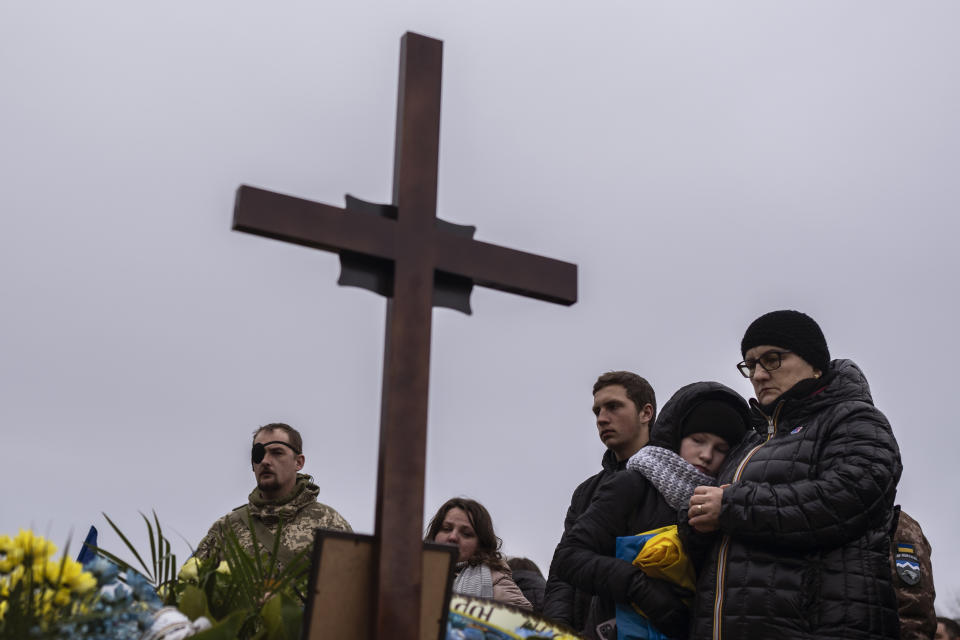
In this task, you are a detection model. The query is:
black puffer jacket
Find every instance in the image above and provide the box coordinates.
[689,360,902,640]
[544,448,626,632]
[552,382,749,639]
[512,569,547,616]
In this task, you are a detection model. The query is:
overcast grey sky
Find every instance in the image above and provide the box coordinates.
[3,0,958,614]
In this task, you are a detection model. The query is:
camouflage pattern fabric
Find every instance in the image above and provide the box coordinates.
[195,473,351,570]
[891,509,936,640]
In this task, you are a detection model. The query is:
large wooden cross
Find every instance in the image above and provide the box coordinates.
[233,32,577,639]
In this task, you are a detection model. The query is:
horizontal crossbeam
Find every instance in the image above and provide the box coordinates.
[234,185,577,306]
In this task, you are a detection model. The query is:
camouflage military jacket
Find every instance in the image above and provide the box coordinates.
[194,473,352,570]
[891,509,936,640]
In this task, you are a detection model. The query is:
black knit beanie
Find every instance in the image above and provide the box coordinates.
[681,399,747,446]
[740,310,830,373]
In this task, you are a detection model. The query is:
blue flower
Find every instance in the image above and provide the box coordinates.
[124,570,162,608]
[137,610,155,630]
[86,556,121,585]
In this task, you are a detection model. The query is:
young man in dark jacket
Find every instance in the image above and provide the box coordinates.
[542,371,655,635]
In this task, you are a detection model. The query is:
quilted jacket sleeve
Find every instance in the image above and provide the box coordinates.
[719,403,901,550]
[542,485,586,625]
[553,472,649,603]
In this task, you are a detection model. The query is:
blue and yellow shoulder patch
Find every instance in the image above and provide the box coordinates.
[894,542,921,585]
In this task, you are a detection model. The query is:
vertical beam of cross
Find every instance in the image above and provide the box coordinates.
[372,33,441,639]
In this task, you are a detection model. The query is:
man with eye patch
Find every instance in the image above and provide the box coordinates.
[194,422,351,569]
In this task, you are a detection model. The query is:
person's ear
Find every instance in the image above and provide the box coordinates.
[638,403,654,424]
[296,454,305,471]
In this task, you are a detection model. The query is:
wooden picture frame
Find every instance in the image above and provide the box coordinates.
[302,530,457,640]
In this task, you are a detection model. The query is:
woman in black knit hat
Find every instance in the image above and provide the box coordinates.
[550,381,749,640]
[685,310,903,640]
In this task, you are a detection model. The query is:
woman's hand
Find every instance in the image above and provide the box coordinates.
[688,485,727,533]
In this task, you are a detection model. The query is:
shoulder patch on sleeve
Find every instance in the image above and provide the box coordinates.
[894,544,921,585]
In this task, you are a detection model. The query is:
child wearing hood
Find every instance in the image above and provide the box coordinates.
[549,382,749,640]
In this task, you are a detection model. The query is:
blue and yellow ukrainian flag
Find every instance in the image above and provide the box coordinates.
[614,525,694,640]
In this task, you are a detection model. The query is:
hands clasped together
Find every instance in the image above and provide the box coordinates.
[687,485,726,533]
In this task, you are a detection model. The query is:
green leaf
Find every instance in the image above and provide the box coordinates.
[153,510,173,585]
[142,511,158,581]
[261,594,303,640]
[260,595,282,634]
[222,528,259,610]
[179,584,212,622]
[160,541,178,604]
[266,516,283,581]
[189,610,247,640]
[245,512,265,579]
[102,512,153,579]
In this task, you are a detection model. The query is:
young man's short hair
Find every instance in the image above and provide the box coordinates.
[938,617,960,639]
[508,557,544,578]
[593,371,656,424]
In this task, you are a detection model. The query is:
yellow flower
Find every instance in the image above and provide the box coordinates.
[39,556,97,595]
[29,560,48,583]
[0,530,96,623]
[69,570,97,595]
[14,530,56,560]
[0,546,24,573]
[7,564,26,588]
[53,586,73,607]
[178,557,200,582]
[14,529,37,549]
[62,559,82,584]
[46,558,71,583]
[216,560,230,575]
[45,558,65,584]
[38,589,56,617]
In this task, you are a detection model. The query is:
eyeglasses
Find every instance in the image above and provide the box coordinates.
[736,350,792,378]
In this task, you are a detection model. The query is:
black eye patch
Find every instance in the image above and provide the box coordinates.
[251,440,300,464]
